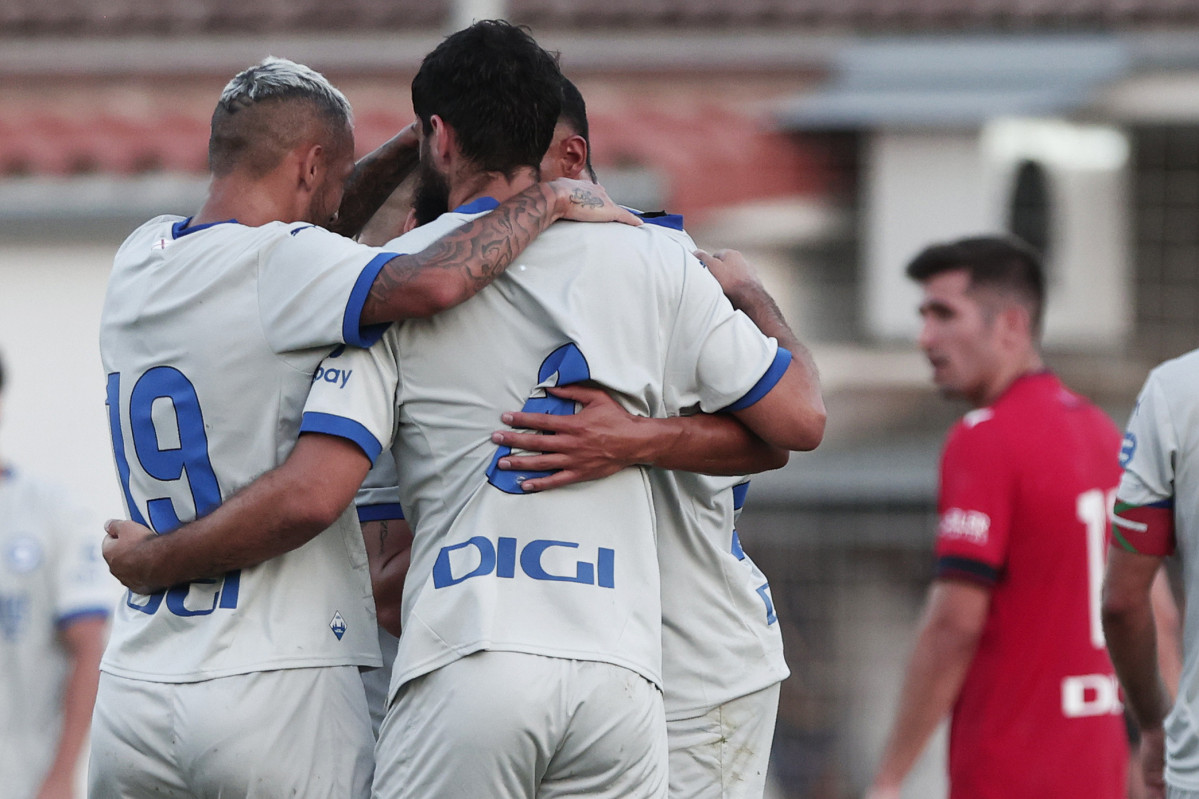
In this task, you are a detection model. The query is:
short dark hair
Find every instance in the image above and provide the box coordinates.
[907,235,1046,335]
[411,20,562,177]
[559,75,597,183]
[209,57,353,177]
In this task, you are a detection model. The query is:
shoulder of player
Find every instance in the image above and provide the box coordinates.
[1145,348,1199,394]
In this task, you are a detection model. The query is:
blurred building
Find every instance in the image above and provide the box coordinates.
[5,2,1199,796]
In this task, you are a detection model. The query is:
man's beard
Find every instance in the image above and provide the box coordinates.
[412,159,451,228]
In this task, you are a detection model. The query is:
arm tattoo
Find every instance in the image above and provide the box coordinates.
[376,520,390,557]
[365,182,556,316]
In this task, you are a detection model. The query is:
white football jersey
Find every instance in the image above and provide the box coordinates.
[0,468,116,797]
[631,214,790,719]
[303,199,790,698]
[1117,349,1199,790]
[99,215,396,682]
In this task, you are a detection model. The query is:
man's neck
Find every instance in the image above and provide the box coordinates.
[193,170,306,228]
[975,350,1046,408]
[447,166,539,211]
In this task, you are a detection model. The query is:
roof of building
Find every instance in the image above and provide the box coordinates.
[4,0,1199,35]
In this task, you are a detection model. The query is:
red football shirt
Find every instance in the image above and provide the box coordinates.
[934,372,1127,799]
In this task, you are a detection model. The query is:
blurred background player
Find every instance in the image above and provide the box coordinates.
[94,55,634,799]
[0,349,113,799]
[864,236,1128,799]
[511,76,798,799]
[1104,346,1199,799]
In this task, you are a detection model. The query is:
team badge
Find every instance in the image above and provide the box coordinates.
[329,611,347,640]
[4,536,42,574]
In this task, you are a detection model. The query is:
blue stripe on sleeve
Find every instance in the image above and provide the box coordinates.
[56,607,111,628]
[343,253,400,347]
[299,413,383,463]
[732,481,751,510]
[357,503,406,522]
[722,348,793,412]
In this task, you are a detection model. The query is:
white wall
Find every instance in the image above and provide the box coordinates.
[863,129,990,342]
[0,243,124,520]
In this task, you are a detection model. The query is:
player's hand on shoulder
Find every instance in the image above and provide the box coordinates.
[695,248,764,298]
[548,178,642,227]
[103,519,160,595]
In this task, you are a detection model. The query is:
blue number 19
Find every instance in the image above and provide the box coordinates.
[106,367,238,614]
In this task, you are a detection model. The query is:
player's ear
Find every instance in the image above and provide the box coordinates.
[427,115,456,170]
[296,142,325,193]
[561,135,589,182]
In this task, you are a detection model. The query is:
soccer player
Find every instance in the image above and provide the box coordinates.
[1104,353,1199,799]
[864,236,1128,799]
[102,21,825,799]
[0,350,114,799]
[92,55,636,799]
[518,77,795,799]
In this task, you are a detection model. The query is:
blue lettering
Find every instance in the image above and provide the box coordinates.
[432,537,496,588]
[521,539,592,584]
[431,537,615,589]
[312,366,354,388]
[165,579,220,617]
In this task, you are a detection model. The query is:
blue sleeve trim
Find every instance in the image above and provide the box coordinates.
[357,503,406,522]
[935,556,999,587]
[637,211,685,231]
[56,607,111,628]
[722,348,793,412]
[1145,498,1175,509]
[343,252,399,347]
[299,413,383,463]
[732,481,751,510]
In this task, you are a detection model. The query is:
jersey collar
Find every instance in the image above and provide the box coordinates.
[171,217,239,239]
[453,197,500,215]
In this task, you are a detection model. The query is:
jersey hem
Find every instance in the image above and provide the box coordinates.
[391,642,662,700]
[663,663,790,721]
[99,652,384,683]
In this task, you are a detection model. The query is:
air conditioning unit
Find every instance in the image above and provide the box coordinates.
[981,118,1132,350]
[862,118,1132,351]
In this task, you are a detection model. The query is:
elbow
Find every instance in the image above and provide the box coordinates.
[781,406,827,452]
[293,493,350,535]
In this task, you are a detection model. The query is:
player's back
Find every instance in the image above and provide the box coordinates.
[337,205,785,697]
[99,216,384,681]
[939,372,1126,799]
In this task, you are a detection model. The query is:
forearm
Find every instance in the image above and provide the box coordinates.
[872,587,984,790]
[43,619,106,796]
[632,413,787,475]
[329,127,420,239]
[1105,590,1171,730]
[360,181,566,324]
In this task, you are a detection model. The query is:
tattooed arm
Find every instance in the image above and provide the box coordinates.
[328,123,421,240]
[360,178,640,325]
[361,518,412,638]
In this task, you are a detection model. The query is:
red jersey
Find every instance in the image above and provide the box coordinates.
[934,372,1127,799]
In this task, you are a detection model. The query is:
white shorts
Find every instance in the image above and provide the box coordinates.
[361,627,399,739]
[89,666,374,799]
[374,650,668,799]
[667,683,781,799]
